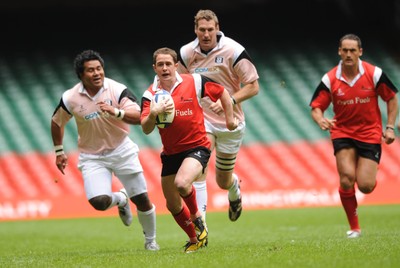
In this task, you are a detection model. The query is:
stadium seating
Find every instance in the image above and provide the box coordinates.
[0,44,399,220]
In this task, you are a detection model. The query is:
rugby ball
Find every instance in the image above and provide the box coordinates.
[153,89,175,128]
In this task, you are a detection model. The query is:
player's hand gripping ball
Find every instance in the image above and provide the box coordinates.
[153,89,175,128]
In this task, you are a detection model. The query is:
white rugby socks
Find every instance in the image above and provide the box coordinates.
[109,191,127,209]
[193,181,208,221]
[228,173,241,201]
[137,204,157,243]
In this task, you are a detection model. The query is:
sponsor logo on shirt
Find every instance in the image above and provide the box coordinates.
[83,111,112,120]
[336,97,370,106]
[194,66,219,74]
[84,112,101,120]
[175,108,193,117]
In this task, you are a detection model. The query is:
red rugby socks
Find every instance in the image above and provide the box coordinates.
[339,187,360,231]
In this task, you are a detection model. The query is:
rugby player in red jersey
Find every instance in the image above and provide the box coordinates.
[141,47,237,252]
[310,34,398,238]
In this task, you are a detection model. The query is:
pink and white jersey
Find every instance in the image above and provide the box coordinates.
[178,31,259,126]
[52,78,140,154]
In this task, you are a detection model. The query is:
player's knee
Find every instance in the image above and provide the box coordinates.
[131,192,152,211]
[175,185,187,197]
[339,175,356,189]
[175,179,191,195]
[358,184,375,194]
[89,195,111,211]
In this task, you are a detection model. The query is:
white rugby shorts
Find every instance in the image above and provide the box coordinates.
[77,137,147,199]
[204,120,246,154]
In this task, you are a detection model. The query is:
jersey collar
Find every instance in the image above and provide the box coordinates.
[152,72,182,94]
[336,59,364,86]
[78,78,108,100]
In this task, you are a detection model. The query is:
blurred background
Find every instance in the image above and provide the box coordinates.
[1,0,400,220]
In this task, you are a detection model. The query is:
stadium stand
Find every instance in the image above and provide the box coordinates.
[1,0,400,220]
[1,42,399,220]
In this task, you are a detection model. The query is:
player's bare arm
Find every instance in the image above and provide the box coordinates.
[141,98,174,134]
[311,108,336,131]
[209,79,260,116]
[383,95,399,144]
[96,100,142,125]
[50,120,68,175]
[220,89,238,130]
[233,79,259,103]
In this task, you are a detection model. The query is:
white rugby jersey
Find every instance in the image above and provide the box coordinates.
[52,78,140,154]
[178,31,259,126]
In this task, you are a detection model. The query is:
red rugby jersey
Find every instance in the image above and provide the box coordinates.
[310,60,398,143]
[141,73,224,155]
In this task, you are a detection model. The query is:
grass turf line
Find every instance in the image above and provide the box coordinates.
[0,205,399,268]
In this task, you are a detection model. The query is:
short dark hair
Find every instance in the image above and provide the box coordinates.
[339,34,362,48]
[74,50,105,79]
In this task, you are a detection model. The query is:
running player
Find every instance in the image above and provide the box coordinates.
[310,34,398,238]
[177,9,260,223]
[51,50,159,250]
[141,47,237,253]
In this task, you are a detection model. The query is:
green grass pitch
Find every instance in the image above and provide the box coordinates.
[1,205,399,267]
